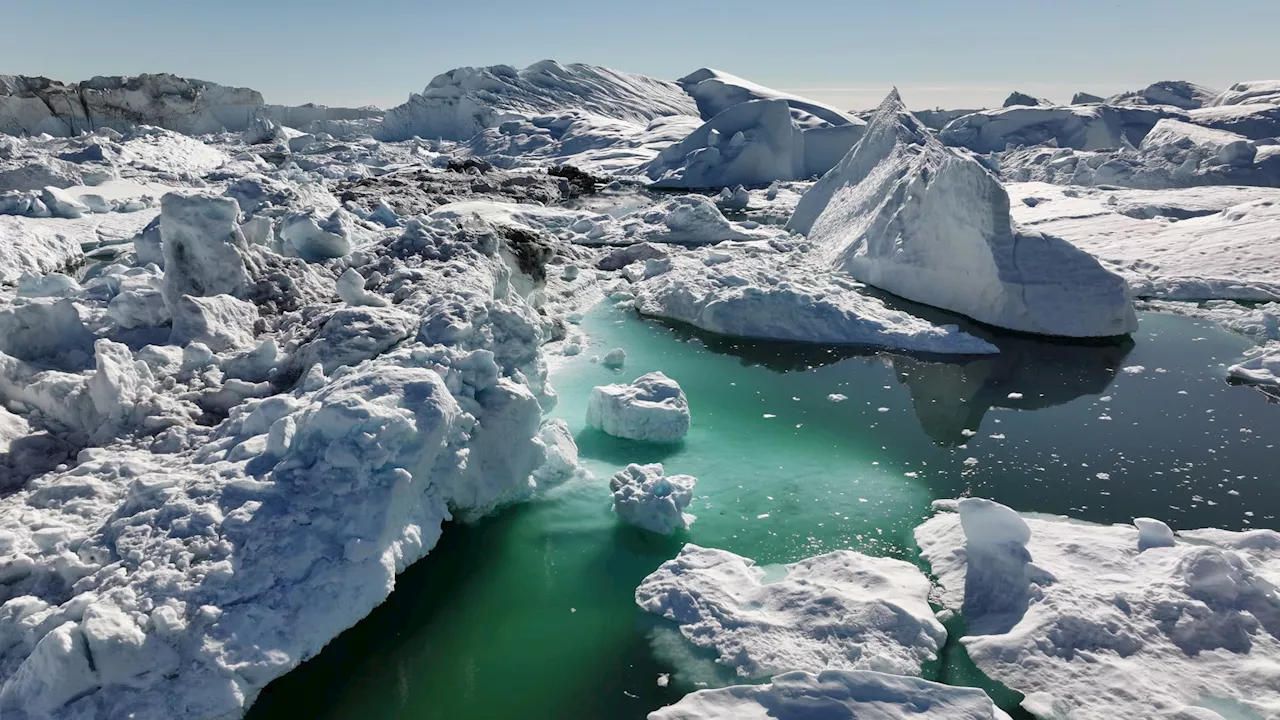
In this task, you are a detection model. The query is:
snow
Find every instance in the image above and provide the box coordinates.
[1008,182,1280,300]
[378,61,699,142]
[586,372,690,443]
[635,544,946,679]
[609,463,697,534]
[916,498,1280,720]
[1210,80,1280,107]
[632,246,998,354]
[790,91,1137,338]
[648,670,1013,720]
[677,68,864,128]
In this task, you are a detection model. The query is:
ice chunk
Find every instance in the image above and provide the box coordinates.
[940,104,1171,153]
[609,463,696,534]
[279,208,357,262]
[916,498,1280,719]
[291,306,420,374]
[1108,80,1220,110]
[169,294,260,353]
[159,193,249,308]
[602,348,626,369]
[531,419,582,485]
[647,100,804,189]
[336,267,389,308]
[39,186,88,218]
[636,544,946,678]
[1134,517,1176,550]
[649,669,1012,720]
[1003,91,1053,107]
[1228,342,1280,388]
[1210,80,1280,107]
[0,298,95,365]
[677,68,863,127]
[586,372,690,443]
[789,91,1137,338]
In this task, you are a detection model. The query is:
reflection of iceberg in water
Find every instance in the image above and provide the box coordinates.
[652,303,1134,445]
[887,333,1133,445]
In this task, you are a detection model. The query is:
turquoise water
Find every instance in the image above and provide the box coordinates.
[249,305,1279,720]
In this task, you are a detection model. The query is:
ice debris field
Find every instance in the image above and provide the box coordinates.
[0,63,1278,720]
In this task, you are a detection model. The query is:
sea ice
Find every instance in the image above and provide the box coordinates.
[609,463,697,534]
[635,544,946,679]
[1228,343,1280,388]
[586,372,690,443]
[789,91,1136,337]
[916,498,1280,720]
[648,670,1012,720]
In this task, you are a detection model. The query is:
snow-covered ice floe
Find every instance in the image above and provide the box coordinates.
[1228,343,1280,389]
[609,463,696,534]
[648,669,1013,720]
[631,245,998,354]
[636,544,946,679]
[915,498,1280,720]
[1009,182,1280,300]
[789,91,1136,338]
[586,372,690,443]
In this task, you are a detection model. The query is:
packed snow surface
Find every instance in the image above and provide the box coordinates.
[790,91,1136,337]
[648,670,1013,720]
[635,544,946,679]
[586,372,690,443]
[916,498,1280,720]
[378,61,699,142]
[609,463,697,534]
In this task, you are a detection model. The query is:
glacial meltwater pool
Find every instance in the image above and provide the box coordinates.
[248,304,1279,720]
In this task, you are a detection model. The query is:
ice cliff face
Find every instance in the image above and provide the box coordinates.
[0,74,380,137]
[789,90,1137,338]
[378,60,700,142]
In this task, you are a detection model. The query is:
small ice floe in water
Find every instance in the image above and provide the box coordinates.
[587,372,690,442]
[1007,392,1024,400]
[828,393,848,402]
[657,674,670,688]
[602,348,626,369]
[1122,365,1146,374]
[877,407,889,413]
[1096,472,1111,480]
[609,463,697,534]
[964,457,979,466]
[961,429,977,437]
[763,414,776,419]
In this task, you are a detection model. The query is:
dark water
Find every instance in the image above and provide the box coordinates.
[248,306,1278,720]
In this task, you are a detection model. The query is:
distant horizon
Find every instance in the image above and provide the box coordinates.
[5,0,1276,113]
[1,64,1248,114]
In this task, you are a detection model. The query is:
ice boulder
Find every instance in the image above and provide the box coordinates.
[789,91,1137,338]
[601,348,626,369]
[378,60,698,142]
[336,267,389,307]
[586,372,690,443]
[916,498,1280,720]
[531,419,582,485]
[159,193,249,308]
[279,208,359,262]
[1071,92,1105,105]
[1186,103,1280,140]
[0,298,95,365]
[169,294,260,353]
[290,306,420,374]
[649,670,1012,720]
[636,544,947,678]
[241,112,286,145]
[609,463,696,534]
[39,186,88,218]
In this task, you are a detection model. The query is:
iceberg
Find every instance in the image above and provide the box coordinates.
[635,544,946,679]
[378,61,698,142]
[789,91,1137,338]
[609,463,696,534]
[586,372,690,443]
[1210,80,1280,107]
[916,498,1280,720]
[649,670,1012,720]
[677,68,863,128]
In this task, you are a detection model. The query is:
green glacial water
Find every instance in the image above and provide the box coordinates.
[249,304,1280,720]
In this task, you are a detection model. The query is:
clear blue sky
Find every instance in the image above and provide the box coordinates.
[4,0,1278,110]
